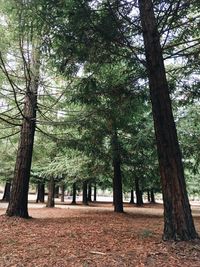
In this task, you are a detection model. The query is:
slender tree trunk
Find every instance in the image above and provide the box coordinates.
[130,189,134,204]
[87,183,92,202]
[6,43,40,218]
[60,184,65,202]
[54,185,59,198]
[135,177,143,206]
[138,0,198,240]
[36,182,45,203]
[147,190,151,202]
[2,182,11,202]
[46,177,55,207]
[93,184,97,202]
[71,182,77,204]
[111,124,123,212]
[150,188,155,204]
[82,181,88,205]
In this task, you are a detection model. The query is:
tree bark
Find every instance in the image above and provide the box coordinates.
[135,177,143,206]
[46,177,55,207]
[71,182,77,204]
[54,185,59,198]
[82,181,88,205]
[111,124,123,212]
[60,184,65,202]
[150,188,155,204]
[36,182,45,203]
[6,43,40,218]
[138,0,198,240]
[87,182,92,202]
[2,182,11,202]
[130,189,134,204]
[93,184,97,202]
[147,190,151,202]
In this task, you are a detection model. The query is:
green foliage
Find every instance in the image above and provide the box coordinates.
[0,0,199,198]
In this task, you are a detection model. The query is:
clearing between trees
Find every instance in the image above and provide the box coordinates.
[0,203,200,267]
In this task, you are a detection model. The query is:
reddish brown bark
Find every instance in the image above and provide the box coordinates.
[46,177,55,208]
[6,45,40,218]
[138,0,198,240]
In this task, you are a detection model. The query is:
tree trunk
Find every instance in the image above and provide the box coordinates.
[46,177,55,207]
[2,182,11,202]
[87,183,92,202]
[60,184,65,202]
[150,188,155,204]
[130,189,134,204]
[54,185,59,198]
[111,124,123,212]
[93,184,97,202]
[71,182,77,204]
[82,181,88,205]
[135,177,143,206]
[36,182,45,203]
[6,43,40,218]
[147,190,151,202]
[138,0,198,240]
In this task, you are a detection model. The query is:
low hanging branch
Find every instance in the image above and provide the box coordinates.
[0,52,25,119]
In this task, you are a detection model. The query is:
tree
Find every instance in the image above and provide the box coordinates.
[111,120,123,212]
[0,0,44,217]
[36,182,45,203]
[71,182,77,204]
[46,176,55,208]
[82,180,88,205]
[138,0,198,240]
[6,42,40,217]
[1,182,11,202]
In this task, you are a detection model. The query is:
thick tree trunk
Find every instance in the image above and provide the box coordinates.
[130,189,134,204]
[82,181,88,205]
[60,184,65,202]
[2,182,11,202]
[93,184,97,202]
[71,182,77,204]
[46,177,55,207]
[150,189,155,204]
[138,0,198,240]
[111,124,123,213]
[135,177,143,206]
[87,183,92,202]
[6,44,40,218]
[36,182,45,203]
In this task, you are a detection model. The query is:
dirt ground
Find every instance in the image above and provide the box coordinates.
[0,202,200,267]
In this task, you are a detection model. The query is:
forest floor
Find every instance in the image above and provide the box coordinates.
[0,202,200,267]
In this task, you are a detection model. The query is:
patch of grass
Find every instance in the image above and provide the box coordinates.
[83,261,90,267]
[6,239,16,244]
[141,229,154,238]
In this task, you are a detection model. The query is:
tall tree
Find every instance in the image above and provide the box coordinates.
[111,120,123,212]
[138,0,198,240]
[6,41,40,217]
[4,1,42,217]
